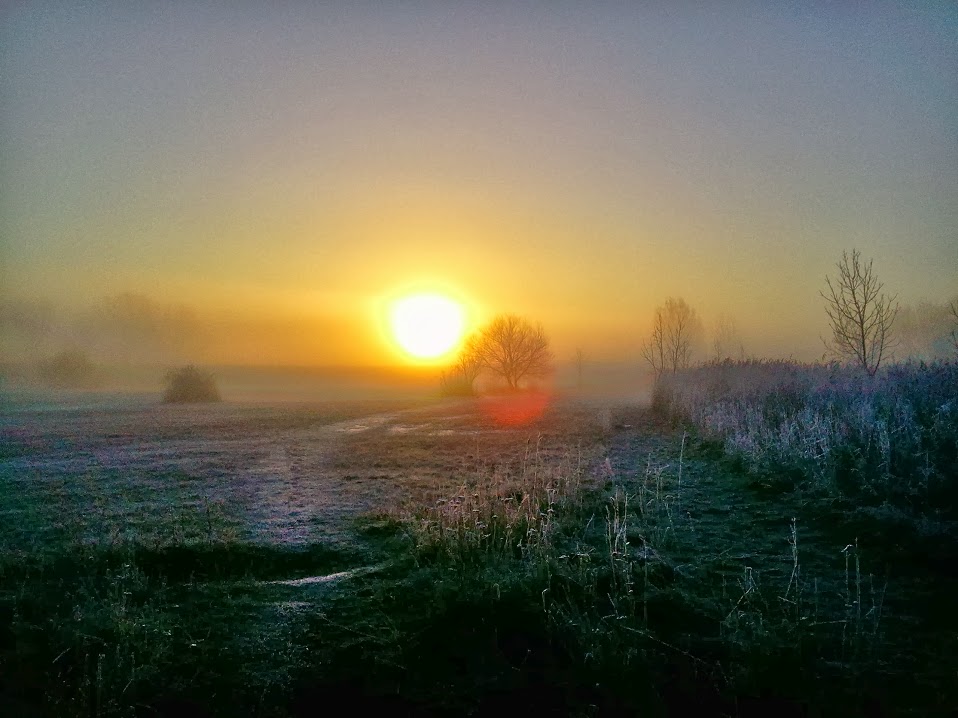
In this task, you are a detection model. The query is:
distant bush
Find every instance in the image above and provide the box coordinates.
[438,369,476,397]
[163,365,221,403]
[654,359,958,517]
[36,349,100,389]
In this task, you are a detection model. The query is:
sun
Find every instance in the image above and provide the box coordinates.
[389,293,466,360]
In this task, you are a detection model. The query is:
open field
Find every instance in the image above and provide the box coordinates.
[1,389,956,716]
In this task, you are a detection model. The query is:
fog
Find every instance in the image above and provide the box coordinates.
[2,4,955,397]
[0,291,378,367]
[1,286,953,405]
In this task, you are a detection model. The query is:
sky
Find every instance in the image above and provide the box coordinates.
[2,2,956,368]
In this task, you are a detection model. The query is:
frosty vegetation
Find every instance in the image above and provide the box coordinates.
[653,359,958,520]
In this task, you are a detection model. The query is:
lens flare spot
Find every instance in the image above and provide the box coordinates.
[479,389,552,426]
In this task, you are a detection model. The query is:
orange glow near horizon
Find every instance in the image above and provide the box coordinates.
[3,6,955,369]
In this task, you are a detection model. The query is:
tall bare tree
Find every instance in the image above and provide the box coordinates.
[711,314,745,362]
[439,333,484,396]
[950,300,958,357]
[574,348,585,391]
[821,249,898,376]
[895,299,957,360]
[641,297,701,377]
[475,314,553,390]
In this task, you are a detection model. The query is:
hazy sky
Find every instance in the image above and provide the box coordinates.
[2,2,956,366]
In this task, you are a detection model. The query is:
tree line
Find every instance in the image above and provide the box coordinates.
[637,249,954,379]
[452,248,955,398]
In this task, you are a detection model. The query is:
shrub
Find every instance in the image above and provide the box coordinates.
[36,349,100,389]
[653,359,958,516]
[162,365,221,403]
[438,369,476,397]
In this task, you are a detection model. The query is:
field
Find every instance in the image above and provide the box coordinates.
[1,381,956,716]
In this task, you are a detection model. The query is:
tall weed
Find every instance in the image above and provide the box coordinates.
[655,360,958,516]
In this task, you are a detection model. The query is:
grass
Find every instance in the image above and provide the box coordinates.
[2,394,956,715]
[653,360,958,517]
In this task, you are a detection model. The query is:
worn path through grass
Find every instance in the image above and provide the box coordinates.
[2,396,956,715]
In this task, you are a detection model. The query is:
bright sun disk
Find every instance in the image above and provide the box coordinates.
[389,293,465,360]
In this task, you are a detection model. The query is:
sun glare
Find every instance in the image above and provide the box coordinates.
[389,293,465,361]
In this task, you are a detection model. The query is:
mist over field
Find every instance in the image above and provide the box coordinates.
[2,3,955,384]
[1,286,953,407]
[2,4,957,716]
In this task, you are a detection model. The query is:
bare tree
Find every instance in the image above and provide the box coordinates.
[475,314,553,390]
[895,300,957,360]
[457,334,484,386]
[950,300,958,357]
[820,249,898,376]
[641,297,701,377]
[711,314,745,362]
[36,348,100,390]
[574,348,585,391]
[641,310,667,378]
[439,333,484,396]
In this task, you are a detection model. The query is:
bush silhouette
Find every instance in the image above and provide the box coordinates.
[438,369,476,397]
[36,349,100,389]
[163,365,221,403]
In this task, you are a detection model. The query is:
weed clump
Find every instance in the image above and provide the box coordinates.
[653,360,958,518]
[162,365,221,403]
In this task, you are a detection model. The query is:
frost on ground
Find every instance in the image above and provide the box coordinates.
[1,401,416,547]
[0,397,543,550]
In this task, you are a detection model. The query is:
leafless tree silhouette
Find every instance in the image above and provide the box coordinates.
[711,314,745,362]
[574,348,585,391]
[895,300,956,360]
[475,314,553,390]
[439,333,484,396]
[641,297,701,377]
[821,249,898,376]
[37,349,99,389]
[950,301,958,357]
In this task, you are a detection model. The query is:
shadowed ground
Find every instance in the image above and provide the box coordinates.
[1,394,954,716]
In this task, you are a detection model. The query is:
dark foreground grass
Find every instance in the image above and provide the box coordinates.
[2,399,956,716]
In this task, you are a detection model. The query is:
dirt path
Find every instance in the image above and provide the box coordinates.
[234,410,404,545]
[5,397,955,713]
[3,399,795,557]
